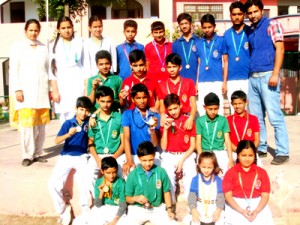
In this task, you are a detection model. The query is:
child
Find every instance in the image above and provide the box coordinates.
[121,83,160,176]
[196,92,234,176]
[119,49,158,111]
[145,21,172,83]
[73,157,126,225]
[48,96,92,225]
[87,86,125,195]
[49,16,85,124]
[223,140,274,225]
[84,15,117,78]
[125,141,176,225]
[116,19,144,81]
[172,13,200,84]
[86,50,122,112]
[158,53,197,130]
[196,14,228,116]
[160,93,196,202]
[184,152,225,225]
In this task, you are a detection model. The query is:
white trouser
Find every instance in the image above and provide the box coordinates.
[198,81,224,116]
[225,197,274,225]
[161,152,196,202]
[183,209,225,225]
[227,79,249,114]
[48,154,90,214]
[59,112,75,125]
[20,124,46,160]
[125,204,177,225]
[87,153,126,197]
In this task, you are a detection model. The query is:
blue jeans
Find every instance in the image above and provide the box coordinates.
[248,72,289,156]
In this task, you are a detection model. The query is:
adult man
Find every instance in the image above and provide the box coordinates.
[245,0,289,165]
[223,1,251,101]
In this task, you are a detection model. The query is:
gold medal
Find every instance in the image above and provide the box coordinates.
[103,185,109,193]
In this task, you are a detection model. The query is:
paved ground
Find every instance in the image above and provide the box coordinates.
[0,116,299,224]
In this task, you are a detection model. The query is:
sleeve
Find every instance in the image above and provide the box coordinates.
[220,36,227,55]
[196,117,203,135]
[223,117,230,133]
[144,43,151,61]
[259,168,271,193]
[187,192,197,210]
[117,202,127,217]
[216,193,225,209]
[189,176,198,195]
[116,76,123,96]
[57,121,70,137]
[88,126,96,138]
[161,168,171,193]
[9,42,22,92]
[222,167,234,194]
[172,40,177,53]
[94,178,102,199]
[268,20,284,44]
[190,122,196,137]
[156,83,164,100]
[121,110,131,127]
[154,113,160,130]
[188,79,197,96]
[125,172,135,197]
[86,77,93,96]
[116,179,127,216]
[252,115,260,132]
[222,34,228,55]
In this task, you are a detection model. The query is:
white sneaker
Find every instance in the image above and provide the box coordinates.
[60,204,71,225]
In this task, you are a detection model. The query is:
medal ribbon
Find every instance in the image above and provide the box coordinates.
[98,116,112,151]
[122,43,136,62]
[138,172,157,204]
[181,39,194,66]
[232,114,249,142]
[203,39,215,67]
[238,169,258,209]
[200,174,214,218]
[231,29,245,59]
[205,120,218,150]
[152,41,167,69]
[102,178,112,199]
[137,109,152,125]
[166,78,182,96]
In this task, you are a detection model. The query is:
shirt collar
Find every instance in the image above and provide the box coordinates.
[123,40,137,46]
[179,33,198,41]
[236,163,257,172]
[233,111,248,118]
[137,164,157,176]
[205,114,219,122]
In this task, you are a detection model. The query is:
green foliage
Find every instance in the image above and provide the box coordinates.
[171,23,203,41]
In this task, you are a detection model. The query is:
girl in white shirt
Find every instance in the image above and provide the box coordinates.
[50,16,85,124]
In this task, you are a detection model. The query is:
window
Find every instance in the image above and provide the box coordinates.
[184,4,223,21]
[10,2,25,23]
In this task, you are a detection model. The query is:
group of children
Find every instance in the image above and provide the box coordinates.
[46,6,275,225]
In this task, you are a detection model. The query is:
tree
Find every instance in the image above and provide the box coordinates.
[32,0,125,20]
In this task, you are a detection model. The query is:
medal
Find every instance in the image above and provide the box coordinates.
[99,81,103,86]
[205,66,209,71]
[203,38,215,72]
[104,147,109,154]
[235,56,240,61]
[144,202,150,209]
[181,40,194,70]
[161,67,165,72]
[76,126,81,132]
[152,40,167,73]
[124,85,130,91]
[148,117,155,126]
[103,185,109,193]
[185,64,190,69]
[231,29,245,64]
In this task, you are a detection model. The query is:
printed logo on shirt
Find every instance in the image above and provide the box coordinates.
[247,128,252,137]
[184,135,189,144]
[213,50,219,58]
[156,180,162,189]
[255,179,262,189]
[217,130,223,138]
[244,42,249,50]
[192,45,197,52]
[112,130,118,139]
[182,94,187,103]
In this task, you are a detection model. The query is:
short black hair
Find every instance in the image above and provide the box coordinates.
[137,141,155,157]
[229,1,245,13]
[95,50,112,64]
[124,19,138,30]
[101,156,118,171]
[204,92,220,106]
[95,86,114,100]
[164,93,181,108]
[177,12,192,24]
[130,83,149,98]
[231,90,247,102]
[129,49,145,64]
[166,53,182,66]
[244,0,264,11]
[201,14,216,26]
[76,96,93,110]
[151,21,165,31]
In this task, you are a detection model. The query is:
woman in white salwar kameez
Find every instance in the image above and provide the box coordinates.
[222,140,274,225]
[50,16,85,124]
[9,19,50,166]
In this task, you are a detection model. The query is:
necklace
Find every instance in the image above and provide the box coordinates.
[97,113,112,154]
[200,174,214,218]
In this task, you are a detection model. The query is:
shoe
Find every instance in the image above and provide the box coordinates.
[22,159,32,167]
[257,151,267,158]
[33,156,48,163]
[60,204,71,225]
[271,156,289,165]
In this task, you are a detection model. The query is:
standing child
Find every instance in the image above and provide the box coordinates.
[48,96,92,225]
[121,83,160,176]
[160,93,196,202]
[119,49,158,111]
[158,53,197,130]
[86,50,122,112]
[87,86,125,195]
[172,13,200,84]
[196,92,234,176]
[84,16,117,78]
[145,21,172,83]
[49,16,85,124]
[184,151,225,225]
[73,157,127,225]
[223,140,274,225]
[116,19,144,81]
[125,141,176,225]
[196,14,228,116]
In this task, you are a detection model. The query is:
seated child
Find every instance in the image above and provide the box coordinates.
[72,157,127,225]
[223,140,274,225]
[124,141,176,225]
[48,96,92,225]
[196,92,234,176]
[160,93,196,201]
[184,151,225,225]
